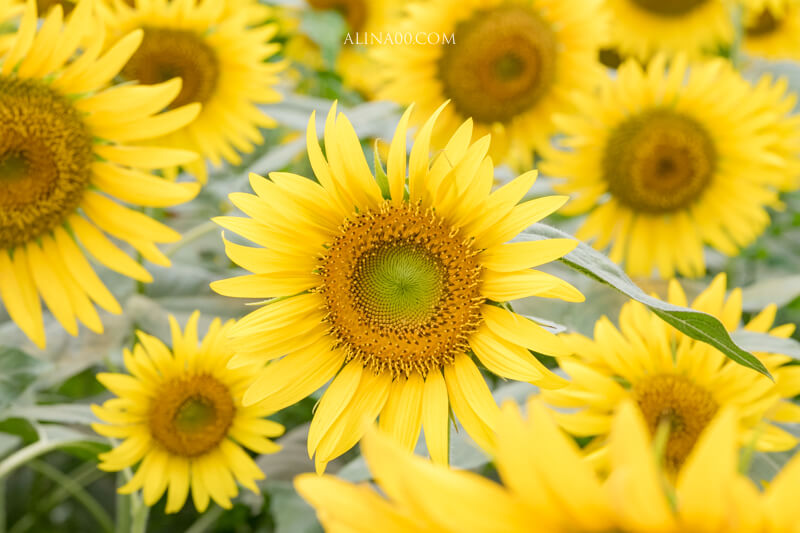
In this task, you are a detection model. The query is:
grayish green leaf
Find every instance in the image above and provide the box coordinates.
[268,480,324,533]
[740,275,800,312]
[731,331,800,360]
[0,347,48,411]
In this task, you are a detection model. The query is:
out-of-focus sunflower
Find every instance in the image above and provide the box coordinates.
[743,0,800,60]
[93,312,284,513]
[603,0,733,59]
[0,0,200,348]
[296,399,773,532]
[101,0,285,182]
[373,0,606,168]
[543,274,800,472]
[541,55,800,278]
[211,103,584,472]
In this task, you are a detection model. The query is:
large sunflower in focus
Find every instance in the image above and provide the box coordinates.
[541,55,800,278]
[544,274,800,472]
[93,312,284,512]
[211,103,584,472]
[101,0,285,182]
[603,0,733,59]
[373,0,606,168]
[0,0,200,348]
[297,400,775,532]
[743,0,800,60]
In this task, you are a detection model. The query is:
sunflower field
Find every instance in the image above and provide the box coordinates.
[3,0,800,531]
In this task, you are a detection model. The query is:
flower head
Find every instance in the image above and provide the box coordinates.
[0,0,200,348]
[92,312,284,513]
[211,102,583,471]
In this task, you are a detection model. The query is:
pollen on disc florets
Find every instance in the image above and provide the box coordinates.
[121,27,220,109]
[633,374,719,471]
[318,202,484,378]
[438,5,557,124]
[0,76,93,249]
[603,108,717,213]
[149,374,236,457]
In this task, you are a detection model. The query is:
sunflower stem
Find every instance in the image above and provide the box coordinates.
[130,494,149,533]
[27,460,113,533]
[164,220,219,259]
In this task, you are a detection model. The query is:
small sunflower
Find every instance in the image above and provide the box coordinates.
[92,312,284,513]
[0,0,200,349]
[211,103,584,472]
[603,0,733,59]
[373,0,606,168]
[101,0,285,182]
[541,55,800,278]
[296,399,774,532]
[743,0,800,60]
[543,274,800,473]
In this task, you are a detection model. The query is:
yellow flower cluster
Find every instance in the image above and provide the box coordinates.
[0,0,799,526]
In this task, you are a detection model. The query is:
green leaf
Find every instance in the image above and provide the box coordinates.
[299,9,347,69]
[0,346,48,411]
[267,481,323,533]
[519,224,772,378]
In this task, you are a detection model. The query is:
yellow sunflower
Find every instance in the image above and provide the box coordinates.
[743,0,800,60]
[603,0,733,59]
[540,55,800,279]
[0,0,201,349]
[543,274,800,473]
[101,0,285,182]
[211,103,584,472]
[92,312,284,512]
[296,399,778,532]
[372,0,606,168]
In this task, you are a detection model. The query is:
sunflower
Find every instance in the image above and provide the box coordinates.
[742,0,800,60]
[372,0,606,169]
[0,0,201,349]
[603,0,733,59]
[101,0,285,182]
[540,55,800,279]
[543,274,800,473]
[296,398,777,532]
[92,312,284,512]
[211,103,583,472]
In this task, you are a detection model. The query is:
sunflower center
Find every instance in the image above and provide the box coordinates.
[746,9,781,36]
[630,0,708,16]
[0,76,93,249]
[438,5,557,124]
[603,109,716,213]
[354,242,445,327]
[319,202,484,378]
[149,374,235,457]
[633,374,719,470]
[308,0,367,31]
[121,28,219,109]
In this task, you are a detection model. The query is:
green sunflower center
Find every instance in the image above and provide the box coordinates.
[603,109,716,213]
[438,5,557,124]
[308,0,367,32]
[319,202,484,378]
[746,9,781,36]
[121,28,220,109]
[353,242,445,327]
[633,374,719,471]
[149,374,235,457]
[630,0,709,16]
[0,76,93,249]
